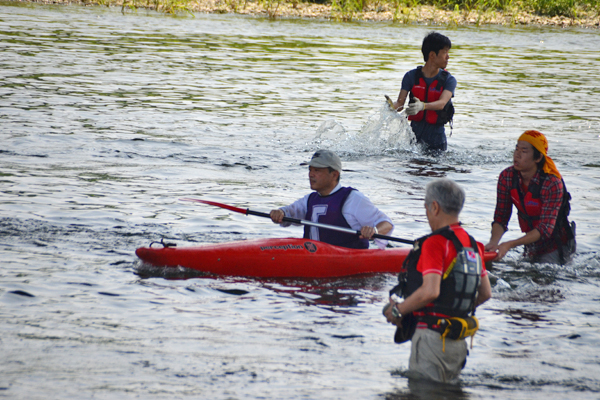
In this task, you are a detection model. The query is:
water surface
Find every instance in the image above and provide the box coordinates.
[1,3,600,399]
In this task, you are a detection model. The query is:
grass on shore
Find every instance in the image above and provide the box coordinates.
[329,0,600,23]
[27,0,600,26]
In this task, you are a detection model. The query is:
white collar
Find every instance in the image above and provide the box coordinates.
[318,183,342,197]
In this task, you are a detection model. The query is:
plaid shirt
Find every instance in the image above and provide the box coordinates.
[493,166,566,257]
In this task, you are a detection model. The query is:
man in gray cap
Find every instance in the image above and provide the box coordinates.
[270,150,394,249]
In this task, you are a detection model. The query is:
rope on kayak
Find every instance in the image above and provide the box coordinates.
[149,238,177,248]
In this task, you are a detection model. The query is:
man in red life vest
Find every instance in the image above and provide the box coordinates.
[485,130,576,265]
[392,32,455,153]
[383,178,492,383]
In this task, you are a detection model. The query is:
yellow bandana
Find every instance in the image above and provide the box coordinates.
[518,130,561,179]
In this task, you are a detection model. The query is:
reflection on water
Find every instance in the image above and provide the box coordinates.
[502,308,551,323]
[1,2,600,399]
[136,265,392,308]
[404,158,472,177]
[386,377,470,400]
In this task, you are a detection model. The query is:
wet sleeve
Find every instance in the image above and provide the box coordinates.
[445,74,457,96]
[279,195,310,227]
[417,236,445,277]
[493,168,513,231]
[536,177,563,239]
[401,69,416,92]
[342,191,394,249]
[342,191,394,231]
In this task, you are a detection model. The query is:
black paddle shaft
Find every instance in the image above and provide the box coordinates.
[245,209,414,245]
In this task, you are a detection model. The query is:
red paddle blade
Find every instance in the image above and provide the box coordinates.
[179,198,248,215]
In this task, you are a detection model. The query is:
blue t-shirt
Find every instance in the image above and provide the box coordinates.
[401,68,457,151]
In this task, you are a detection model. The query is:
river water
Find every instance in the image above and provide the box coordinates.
[1,2,600,399]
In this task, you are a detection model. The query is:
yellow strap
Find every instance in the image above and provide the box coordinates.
[442,335,446,352]
[439,318,450,352]
[443,258,457,280]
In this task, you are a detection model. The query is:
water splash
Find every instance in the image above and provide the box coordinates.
[310,104,511,169]
[311,104,418,156]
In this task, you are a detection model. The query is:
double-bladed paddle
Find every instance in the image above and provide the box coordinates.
[180,198,415,245]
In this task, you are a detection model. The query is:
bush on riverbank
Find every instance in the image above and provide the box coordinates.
[22,0,600,25]
[330,0,599,21]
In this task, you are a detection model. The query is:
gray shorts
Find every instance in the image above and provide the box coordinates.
[408,328,468,383]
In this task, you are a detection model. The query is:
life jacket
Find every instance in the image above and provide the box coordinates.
[510,169,543,233]
[408,66,454,126]
[398,225,482,319]
[303,187,369,249]
[510,169,575,262]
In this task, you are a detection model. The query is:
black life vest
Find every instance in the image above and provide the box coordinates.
[398,226,482,319]
[408,66,454,127]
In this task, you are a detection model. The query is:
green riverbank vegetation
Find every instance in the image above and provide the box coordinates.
[19,0,600,26]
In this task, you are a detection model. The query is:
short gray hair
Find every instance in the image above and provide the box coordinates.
[424,179,465,216]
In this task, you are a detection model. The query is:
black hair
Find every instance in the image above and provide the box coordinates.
[532,147,546,170]
[422,32,452,62]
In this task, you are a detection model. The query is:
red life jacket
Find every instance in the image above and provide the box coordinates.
[510,169,575,235]
[510,170,543,233]
[408,66,450,125]
[510,169,575,263]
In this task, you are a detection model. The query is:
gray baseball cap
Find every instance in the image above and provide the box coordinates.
[308,150,342,172]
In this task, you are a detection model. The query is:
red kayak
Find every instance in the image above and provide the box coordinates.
[136,238,496,278]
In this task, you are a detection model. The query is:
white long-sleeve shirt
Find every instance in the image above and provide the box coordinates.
[279,183,394,249]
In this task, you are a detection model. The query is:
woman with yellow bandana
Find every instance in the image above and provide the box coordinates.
[485,130,576,265]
